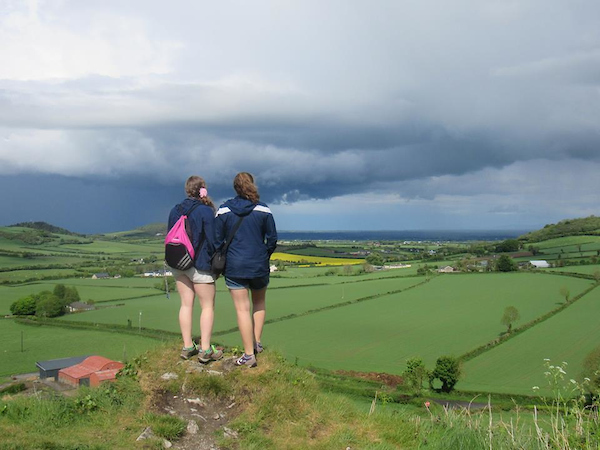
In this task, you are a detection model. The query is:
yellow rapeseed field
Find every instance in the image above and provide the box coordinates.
[270,252,363,266]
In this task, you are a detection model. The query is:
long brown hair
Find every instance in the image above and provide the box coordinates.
[185,175,215,210]
[233,172,260,204]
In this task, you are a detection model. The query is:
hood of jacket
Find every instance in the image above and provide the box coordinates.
[177,197,203,213]
[222,196,258,217]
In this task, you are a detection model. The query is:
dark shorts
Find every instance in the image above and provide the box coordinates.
[225,275,270,290]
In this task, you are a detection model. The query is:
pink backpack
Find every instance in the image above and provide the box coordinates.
[164,204,200,270]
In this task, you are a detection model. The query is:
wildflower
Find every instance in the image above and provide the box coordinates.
[584,377,591,382]
[570,379,577,384]
[558,367,566,375]
[532,386,540,390]
[544,358,550,361]
[424,401,431,408]
[562,361,568,366]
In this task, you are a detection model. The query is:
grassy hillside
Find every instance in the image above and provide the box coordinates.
[1,343,598,449]
[520,216,600,243]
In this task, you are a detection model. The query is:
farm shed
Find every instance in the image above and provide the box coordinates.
[92,273,110,279]
[67,301,95,313]
[36,355,90,380]
[438,266,455,273]
[58,356,124,387]
[90,368,122,387]
[530,260,551,268]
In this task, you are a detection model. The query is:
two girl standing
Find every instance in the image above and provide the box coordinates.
[167,172,277,367]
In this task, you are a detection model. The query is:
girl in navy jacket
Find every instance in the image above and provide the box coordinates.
[215,172,277,367]
[167,176,222,363]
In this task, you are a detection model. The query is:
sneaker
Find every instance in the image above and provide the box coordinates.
[198,345,224,364]
[180,343,199,360]
[254,342,264,354]
[235,353,257,367]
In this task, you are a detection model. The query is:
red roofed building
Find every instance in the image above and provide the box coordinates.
[58,356,124,387]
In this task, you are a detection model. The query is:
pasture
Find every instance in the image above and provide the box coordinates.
[0,319,162,377]
[216,273,593,376]
[57,276,427,335]
[2,225,600,399]
[459,285,600,395]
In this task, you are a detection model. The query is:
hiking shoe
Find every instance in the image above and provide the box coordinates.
[180,343,199,360]
[235,353,257,368]
[254,342,264,354]
[198,345,224,364]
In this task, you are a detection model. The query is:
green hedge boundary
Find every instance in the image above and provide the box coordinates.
[459,282,599,362]
[13,316,178,341]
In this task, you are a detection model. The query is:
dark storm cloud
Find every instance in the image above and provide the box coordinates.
[1,1,600,231]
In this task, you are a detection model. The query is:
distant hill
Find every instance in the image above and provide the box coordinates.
[105,223,167,238]
[519,216,600,242]
[9,221,83,237]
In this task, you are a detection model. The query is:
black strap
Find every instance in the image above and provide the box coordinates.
[221,215,245,254]
[177,201,202,217]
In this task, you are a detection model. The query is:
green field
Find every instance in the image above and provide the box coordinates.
[2,225,600,400]
[0,319,162,377]
[459,285,600,395]
[216,273,593,376]
[57,276,427,335]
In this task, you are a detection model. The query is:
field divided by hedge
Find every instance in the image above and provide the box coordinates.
[215,273,593,375]
[459,285,600,395]
[57,276,428,335]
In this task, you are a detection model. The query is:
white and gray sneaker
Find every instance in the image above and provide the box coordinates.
[235,353,257,367]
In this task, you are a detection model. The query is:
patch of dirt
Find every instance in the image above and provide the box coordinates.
[334,370,404,388]
[151,356,244,450]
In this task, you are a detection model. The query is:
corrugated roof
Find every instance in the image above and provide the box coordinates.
[59,356,123,380]
[36,355,90,371]
[92,369,121,381]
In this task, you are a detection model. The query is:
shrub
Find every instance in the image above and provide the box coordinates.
[403,357,429,393]
[429,356,461,393]
[10,295,37,316]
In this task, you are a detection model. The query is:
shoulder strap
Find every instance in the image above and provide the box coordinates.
[180,201,202,217]
[222,215,245,253]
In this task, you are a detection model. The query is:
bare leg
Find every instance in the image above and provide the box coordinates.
[194,283,216,351]
[176,276,195,348]
[230,288,255,355]
[251,288,267,344]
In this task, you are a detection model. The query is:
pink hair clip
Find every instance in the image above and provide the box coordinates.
[199,188,208,198]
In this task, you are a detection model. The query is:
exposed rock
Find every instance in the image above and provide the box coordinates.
[161,372,179,380]
[187,420,199,435]
[223,427,239,439]
[136,426,154,441]
[206,370,223,376]
[162,439,172,448]
[187,397,206,406]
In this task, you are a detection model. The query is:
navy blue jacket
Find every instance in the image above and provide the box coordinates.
[167,198,216,272]
[215,196,277,279]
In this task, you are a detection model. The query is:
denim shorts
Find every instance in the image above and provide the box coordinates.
[225,275,270,290]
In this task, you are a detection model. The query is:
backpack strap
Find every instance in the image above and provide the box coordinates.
[221,215,245,254]
[177,201,202,217]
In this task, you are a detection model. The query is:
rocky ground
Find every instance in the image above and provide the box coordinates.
[141,356,244,450]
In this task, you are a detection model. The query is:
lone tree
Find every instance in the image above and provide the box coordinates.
[366,252,384,266]
[429,356,461,393]
[559,286,570,302]
[501,306,520,333]
[496,254,517,272]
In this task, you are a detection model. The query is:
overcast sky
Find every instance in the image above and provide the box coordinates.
[1,0,599,233]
